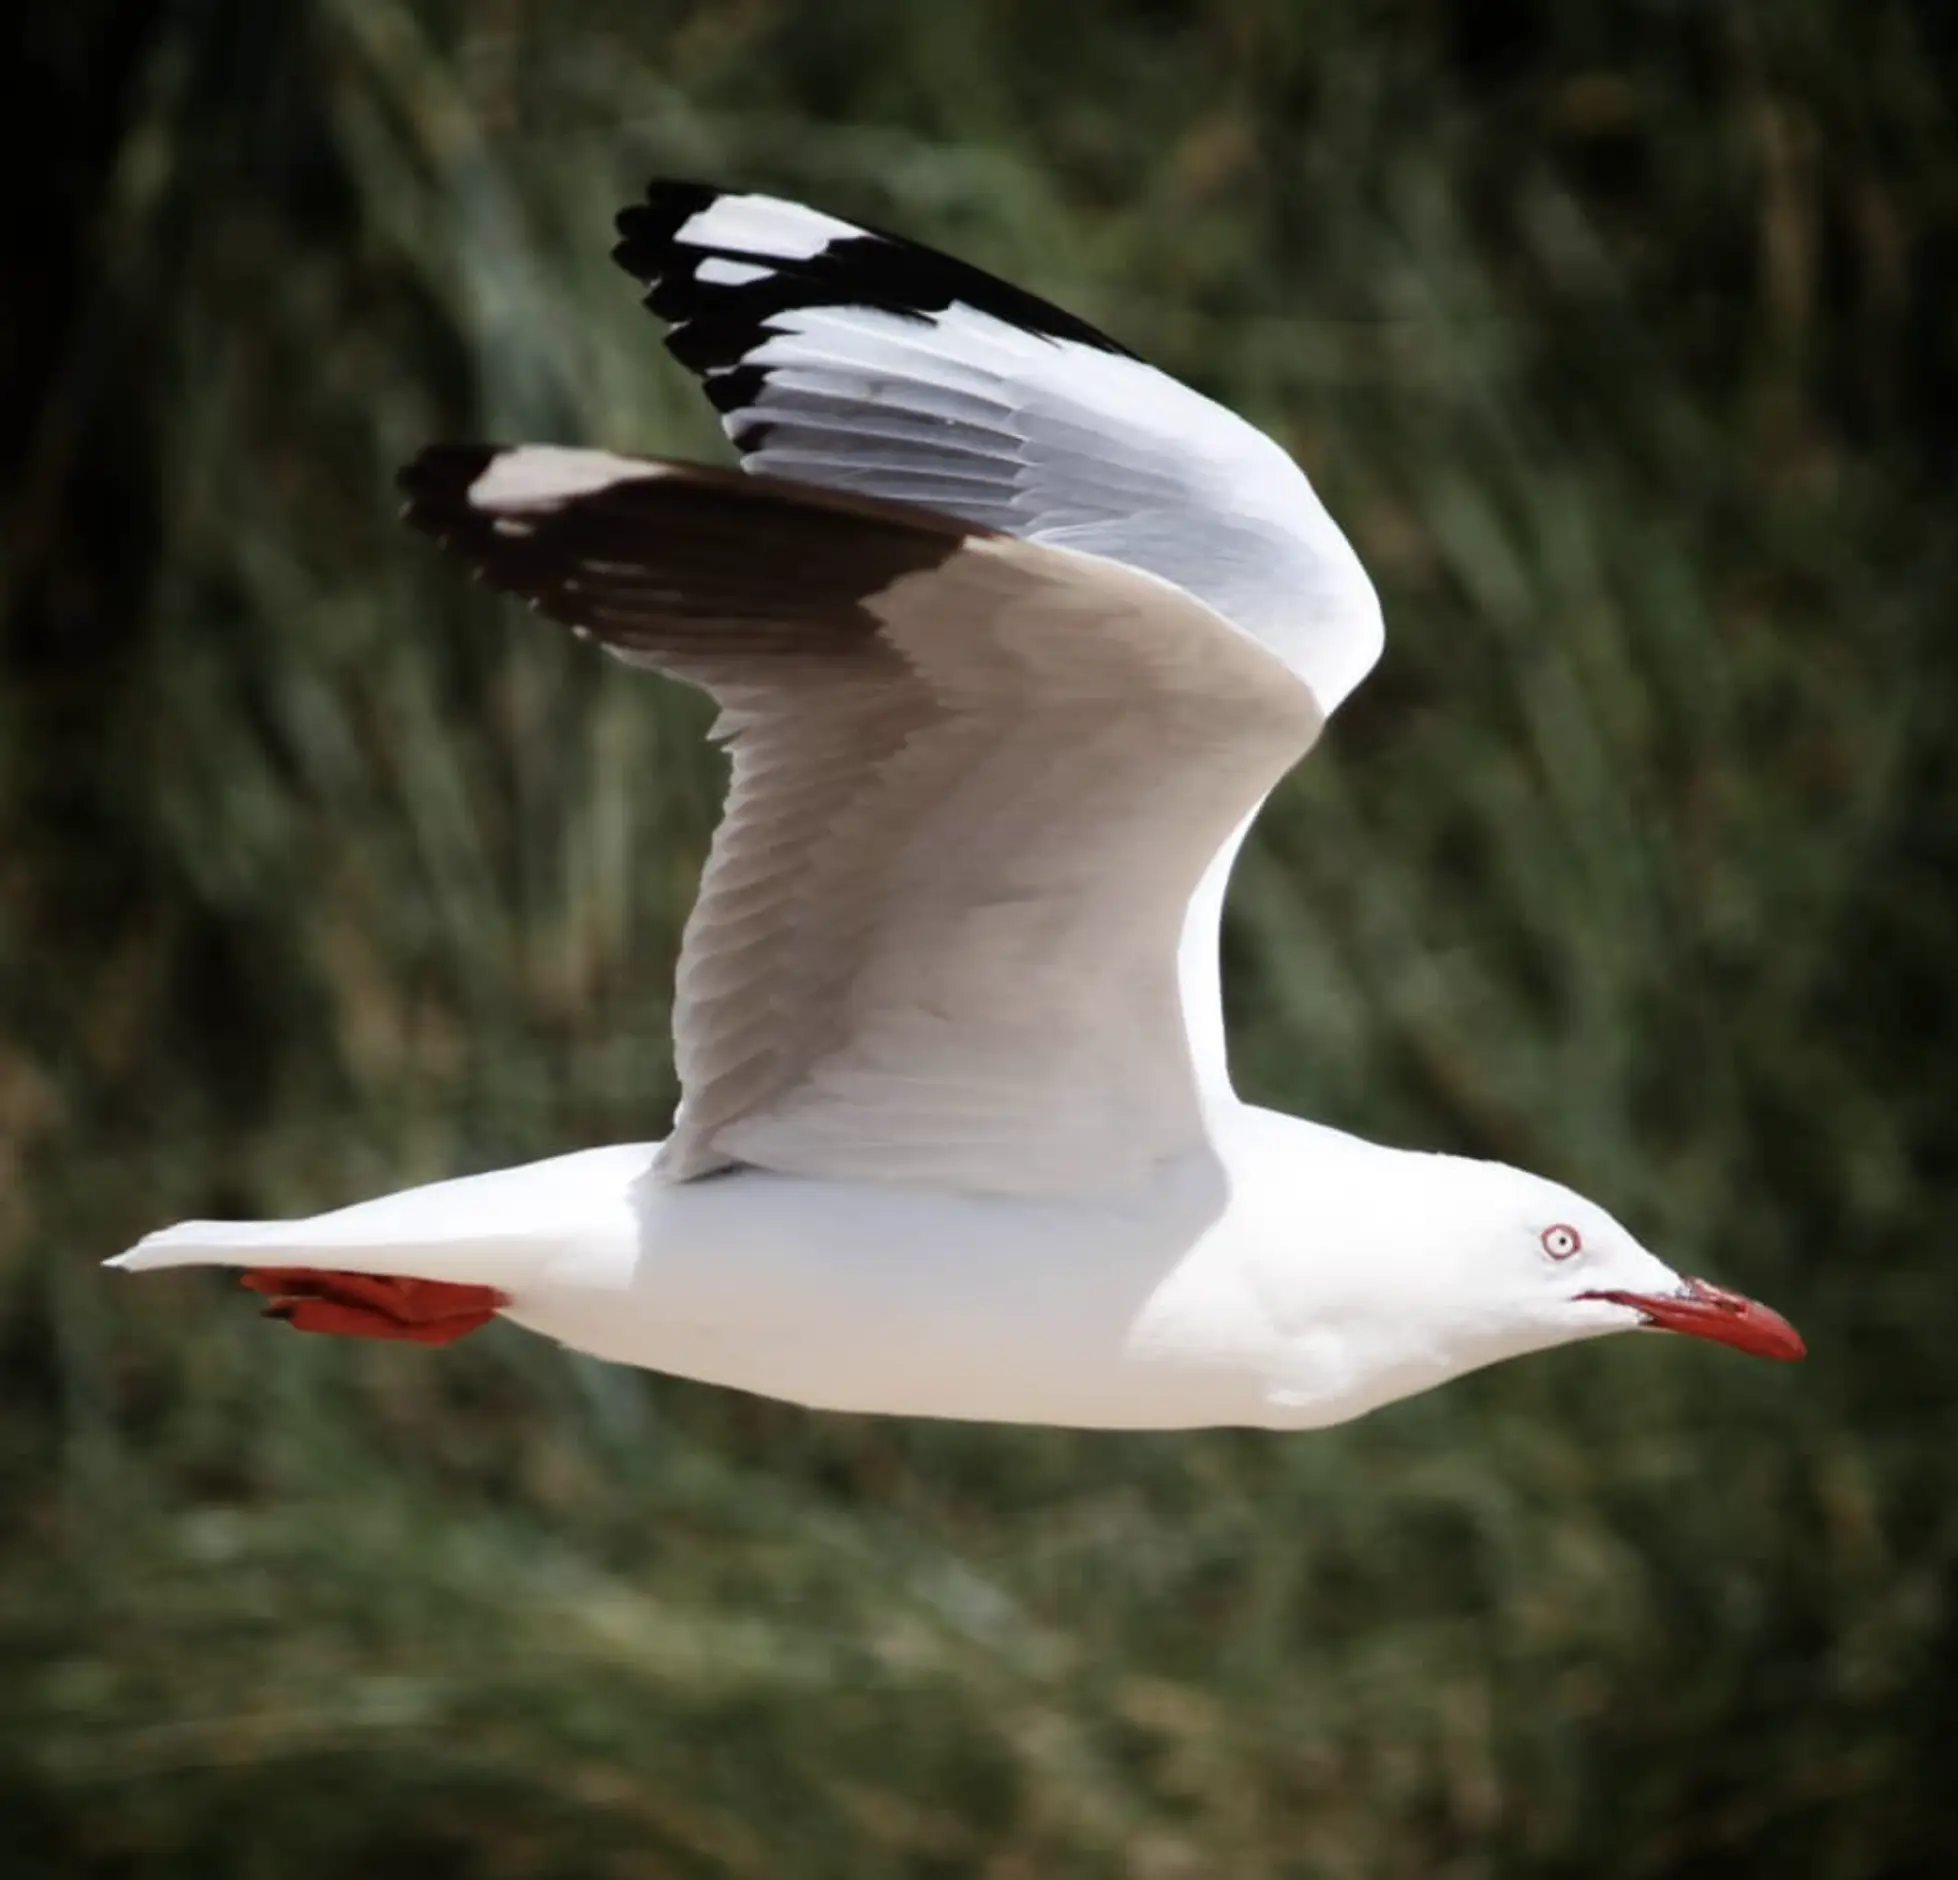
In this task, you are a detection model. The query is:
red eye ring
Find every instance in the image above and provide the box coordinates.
[1541,1223,1582,1260]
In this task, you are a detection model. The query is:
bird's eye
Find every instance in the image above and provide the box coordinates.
[1540,1224,1582,1260]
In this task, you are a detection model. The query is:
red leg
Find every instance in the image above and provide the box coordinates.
[241,1268,508,1346]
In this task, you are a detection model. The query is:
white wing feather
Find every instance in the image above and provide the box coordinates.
[659,538,1321,1194]
[402,452,1321,1196]
[615,184,1384,711]
[403,187,1386,1196]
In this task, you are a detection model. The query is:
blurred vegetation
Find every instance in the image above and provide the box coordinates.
[4,0,1956,1873]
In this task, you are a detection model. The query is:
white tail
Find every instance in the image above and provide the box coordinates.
[107,1143,656,1291]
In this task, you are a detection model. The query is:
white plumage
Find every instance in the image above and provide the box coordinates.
[109,182,1804,1426]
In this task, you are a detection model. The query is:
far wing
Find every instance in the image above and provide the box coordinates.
[613,181,1383,714]
[400,445,1321,1197]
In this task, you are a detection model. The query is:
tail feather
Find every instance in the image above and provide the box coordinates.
[112,1219,301,1267]
[105,1143,654,1290]
[107,1218,533,1284]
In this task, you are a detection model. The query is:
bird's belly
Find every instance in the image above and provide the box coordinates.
[502,1158,1288,1429]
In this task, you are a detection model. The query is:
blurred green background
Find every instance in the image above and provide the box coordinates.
[5,1,1955,1874]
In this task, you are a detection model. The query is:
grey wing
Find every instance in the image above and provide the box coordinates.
[400,445,1321,1198]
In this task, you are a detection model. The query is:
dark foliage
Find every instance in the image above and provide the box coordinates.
[4,2,1955,1873]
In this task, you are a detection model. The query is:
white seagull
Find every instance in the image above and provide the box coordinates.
[110,181,1804,1428]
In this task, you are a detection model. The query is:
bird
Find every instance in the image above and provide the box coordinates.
[108,179,1805,1429]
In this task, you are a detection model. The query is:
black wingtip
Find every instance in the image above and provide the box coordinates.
[612,178,724,282]
[397,442,497,499]
[608,175,1138,374]
[396,443,501,535]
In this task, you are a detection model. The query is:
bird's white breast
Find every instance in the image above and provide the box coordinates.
[491,1109,1492,1431]
[500,1136,1323,1428]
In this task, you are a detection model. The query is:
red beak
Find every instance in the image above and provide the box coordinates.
[1579,1276,1807,1363]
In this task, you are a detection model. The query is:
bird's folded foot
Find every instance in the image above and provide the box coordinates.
[241,1269,508,1345]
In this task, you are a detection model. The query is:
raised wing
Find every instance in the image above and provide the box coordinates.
[613,181,1382,712]
[399,446,1320,1197]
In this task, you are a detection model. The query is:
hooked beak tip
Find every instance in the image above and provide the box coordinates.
[1580,1277,1807,1363]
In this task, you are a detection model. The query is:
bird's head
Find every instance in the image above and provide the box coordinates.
[1450,1162,1806,1366]
[1251,1146,1806,1429]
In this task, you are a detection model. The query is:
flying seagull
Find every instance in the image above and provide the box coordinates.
[110,181,1804,1427]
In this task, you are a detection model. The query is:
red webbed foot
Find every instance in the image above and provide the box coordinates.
[241,1269,509,1345]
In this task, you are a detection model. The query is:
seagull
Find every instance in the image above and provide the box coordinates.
[109,181,1804,1428]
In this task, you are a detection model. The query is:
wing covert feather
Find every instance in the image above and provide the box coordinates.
[400,445,1319,1195]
